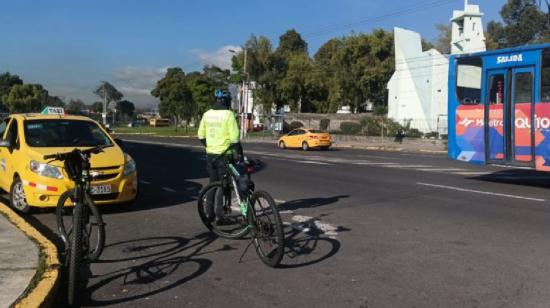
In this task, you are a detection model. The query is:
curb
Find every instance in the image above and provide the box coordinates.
[0,203,60,308]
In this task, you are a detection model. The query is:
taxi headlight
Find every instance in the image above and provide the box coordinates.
[30,160,63,179]
[123,157,136,176]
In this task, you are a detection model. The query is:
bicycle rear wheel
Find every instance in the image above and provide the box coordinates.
[197,182,249,239]
[67,204,83,307]
[249,190,284,267]
[57,190,105,262]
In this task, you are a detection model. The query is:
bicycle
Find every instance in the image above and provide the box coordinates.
[45,144,110,306]
[197,148,285,268]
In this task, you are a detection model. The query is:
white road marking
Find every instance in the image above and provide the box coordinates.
[415,168,468,172]
[417,182,546,202]
[274,199,286,204]
[453,171,490,176]
[353,162,399,165]
[288,215,339,239]
[139,180,152,185]
[385,164,431,168]
[294,161,331,165]
[162,187,177,193]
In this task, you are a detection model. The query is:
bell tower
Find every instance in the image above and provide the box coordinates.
[450,0,486,54]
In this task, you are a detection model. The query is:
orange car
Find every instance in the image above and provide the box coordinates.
[278,129,332,150]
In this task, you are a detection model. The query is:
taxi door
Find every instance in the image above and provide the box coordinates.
[0,118,16,190]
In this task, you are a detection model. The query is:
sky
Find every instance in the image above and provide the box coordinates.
[0,0,505,108]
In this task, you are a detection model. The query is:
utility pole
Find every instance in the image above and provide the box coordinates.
[102,83,107,126]
[241,48,248,139]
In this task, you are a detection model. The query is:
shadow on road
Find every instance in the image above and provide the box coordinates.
[470,169,550,190]
[279,195,349,211]
[83,233,219,306]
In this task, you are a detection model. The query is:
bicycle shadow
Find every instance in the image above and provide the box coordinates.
[278,214,351,269]
[80,232,222,306]
[279,195,349,211]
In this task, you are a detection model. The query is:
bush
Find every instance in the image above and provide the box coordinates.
[289,121,304,130]
[360,117,382,136]
[320,118,330,131]
[406,128,423,138]
[340,121,362,135]
[424,131,439,139]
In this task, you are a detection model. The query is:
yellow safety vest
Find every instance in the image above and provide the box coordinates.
[197,109,240,154]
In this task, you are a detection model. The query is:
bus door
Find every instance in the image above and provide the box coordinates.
[486,69,508,163]
[511,67,535,165]
[485,67,536,165]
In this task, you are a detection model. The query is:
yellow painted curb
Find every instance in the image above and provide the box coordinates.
[0,203,60,308]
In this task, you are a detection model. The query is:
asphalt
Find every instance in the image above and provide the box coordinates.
[0,212,38,307]
[13,135,550,307]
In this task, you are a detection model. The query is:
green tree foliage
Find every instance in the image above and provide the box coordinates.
[93,81,123,111]
[433,24,451,54]
[487,0,549,48]
[151,67,194,128]
[186,71,214,116]
[276,29,308,55]
[116,100,135,119]
[89,102,103,113]
[3,84,48,113]
[67,99,86,115]
[0,72,23,111]
[44,96,66,108]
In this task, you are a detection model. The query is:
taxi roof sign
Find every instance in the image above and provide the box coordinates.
[40,107,65,115]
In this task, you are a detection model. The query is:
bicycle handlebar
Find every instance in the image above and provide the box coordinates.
[43,144,114,161]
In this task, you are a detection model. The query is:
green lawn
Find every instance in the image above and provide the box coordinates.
[112,125,198,137]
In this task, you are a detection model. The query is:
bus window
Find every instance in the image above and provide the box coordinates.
[541,49,550,102]
[456,57,482,105]
[488,75,504,105]
[515,73,532,104]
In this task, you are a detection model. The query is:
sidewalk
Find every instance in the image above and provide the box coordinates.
[242,135,447,154]
[0,213,38,307]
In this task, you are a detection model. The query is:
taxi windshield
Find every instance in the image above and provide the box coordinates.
[24,119,113,147]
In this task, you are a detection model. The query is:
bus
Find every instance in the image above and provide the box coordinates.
[149,118,171,127]
[448,43,550,172]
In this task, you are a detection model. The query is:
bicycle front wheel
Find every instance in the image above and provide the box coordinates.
[197,182,250,239]
[56,190,105,262]
[249,190,285,267]
[67,204,83,306]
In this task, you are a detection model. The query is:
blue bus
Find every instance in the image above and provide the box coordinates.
[448,43,550,172]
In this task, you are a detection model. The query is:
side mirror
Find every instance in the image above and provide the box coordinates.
[114,138,124,147]
[0,140,11,148]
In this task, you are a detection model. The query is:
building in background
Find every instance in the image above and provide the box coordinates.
[387,0,486,135]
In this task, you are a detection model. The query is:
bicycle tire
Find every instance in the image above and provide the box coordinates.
[68,204,83,307]
[197,182,250,239]
[249,190,285,267]
[56,190,105,262]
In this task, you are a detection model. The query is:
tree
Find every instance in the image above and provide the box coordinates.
[487,0,548,48]
[276,29,308,55]
[0,72,23,111]
[93,81,123,118]
[44,95,66,108]
[3,84,48,113]
[116,100,135,121]
[432,24,451,54]
[151,68,194,129]
[89,102,103,113]
[66,99,86,115]
[186,71,214,117]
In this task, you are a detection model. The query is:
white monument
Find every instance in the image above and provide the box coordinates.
[386,0,486,134]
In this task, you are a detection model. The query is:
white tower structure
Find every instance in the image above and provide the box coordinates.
[450,0,486,54]
[386,1,486,134]
[387,28,449,133]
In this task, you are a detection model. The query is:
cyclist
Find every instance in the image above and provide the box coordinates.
[198,89,244,223]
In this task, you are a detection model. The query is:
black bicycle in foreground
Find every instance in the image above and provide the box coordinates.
[197,148,285,267]
[45,144,110,306]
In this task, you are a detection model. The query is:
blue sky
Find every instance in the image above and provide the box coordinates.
[0,0,504,107]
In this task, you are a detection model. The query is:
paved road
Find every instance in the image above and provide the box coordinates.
[25,136,550,307]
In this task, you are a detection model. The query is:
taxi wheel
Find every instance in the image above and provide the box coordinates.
[278,141,286,149]
[10,177,31,214]
[302,142,310,151]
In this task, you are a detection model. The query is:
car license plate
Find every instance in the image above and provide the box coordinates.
[91,184,112,195]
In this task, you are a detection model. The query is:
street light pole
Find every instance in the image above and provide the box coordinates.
[228,48,247,140]
[102,83,107,126]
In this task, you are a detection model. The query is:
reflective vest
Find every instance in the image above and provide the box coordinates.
[197,109,239,154]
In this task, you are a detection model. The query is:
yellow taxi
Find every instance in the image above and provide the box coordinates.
[278,128,332,150]
[0,108,138,213]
